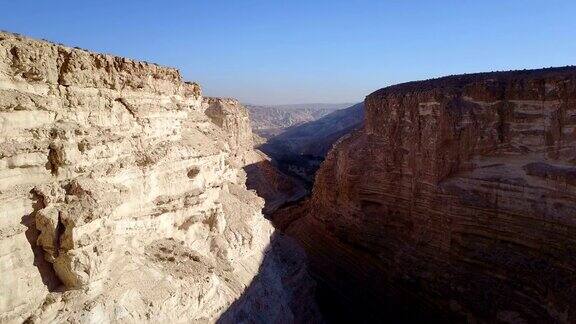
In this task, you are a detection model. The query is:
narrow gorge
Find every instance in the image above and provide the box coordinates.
[1,31,575,324]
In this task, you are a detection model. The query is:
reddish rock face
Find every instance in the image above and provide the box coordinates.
[275,67,576,322]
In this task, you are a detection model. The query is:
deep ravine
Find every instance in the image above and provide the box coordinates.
[2,30,576,324]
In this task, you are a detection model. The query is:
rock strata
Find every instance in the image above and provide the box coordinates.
[275,67,576,322]
[0,32,320,323]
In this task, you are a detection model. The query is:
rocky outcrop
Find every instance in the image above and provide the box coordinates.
[203,98,308,214]
[0,32,320,323]
[275,67,576,322]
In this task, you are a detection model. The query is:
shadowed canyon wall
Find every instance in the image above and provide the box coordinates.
[274,67,576,322]
[0,32,321,323]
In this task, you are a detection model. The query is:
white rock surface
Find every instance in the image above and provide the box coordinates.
[0,32,321,323]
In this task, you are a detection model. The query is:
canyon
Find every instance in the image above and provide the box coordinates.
[273,67,576,322]
[1,30,576,324]
[0,32,321,323]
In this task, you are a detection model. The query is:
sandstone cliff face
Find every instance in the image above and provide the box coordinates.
[276,68,576,322]
[0,32,320,323]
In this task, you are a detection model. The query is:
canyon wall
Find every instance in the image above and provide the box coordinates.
[0,32,320,323]
[204,97,308,214]
[276,68,576,322]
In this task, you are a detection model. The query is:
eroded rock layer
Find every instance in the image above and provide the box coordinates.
[0,32,320,323]
[275,67,576,322]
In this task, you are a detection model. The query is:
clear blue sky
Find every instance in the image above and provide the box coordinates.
[1,1,575,105]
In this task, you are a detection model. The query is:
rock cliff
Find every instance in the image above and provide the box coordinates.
[275,67,576,322]
[0,32,320,323]
[203,98,308,214]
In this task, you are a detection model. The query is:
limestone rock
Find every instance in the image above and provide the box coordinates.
[202,97,308,214]
[0,31,321,323]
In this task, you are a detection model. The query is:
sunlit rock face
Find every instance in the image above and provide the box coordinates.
[275,68,576,322]
[0,32,321,323]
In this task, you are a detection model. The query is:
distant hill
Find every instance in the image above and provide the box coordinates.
[264,103,356,110]
[258,102,364,185]
[246,103,354,138]
[263,102,364,158]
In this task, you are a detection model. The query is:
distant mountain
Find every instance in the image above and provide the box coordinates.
[264,103,356,110]
[246,103,354,138]
[258,102,364,184]
[264,102,364,158]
